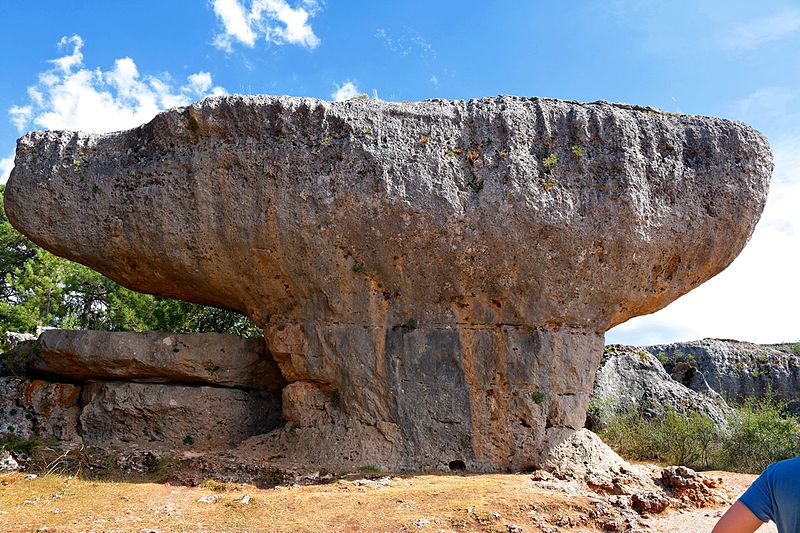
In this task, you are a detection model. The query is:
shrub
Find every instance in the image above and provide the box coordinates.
[594,396,800,473]
[720,397,800,473]
[0,433,39,454]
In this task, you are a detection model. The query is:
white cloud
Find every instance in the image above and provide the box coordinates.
[9,105,32,131]
[212,0,256,51]
[331,81,359,102]
[8,35,227,135]
[722,8,800,50]
[49,35,84,72]
[430,74,439,87]
[187,72,213,94]
[607,135,800,346]
[212,0,320,51]
[0,154,14,185]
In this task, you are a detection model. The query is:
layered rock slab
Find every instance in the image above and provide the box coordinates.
[31,329,285,392]
[4,95,773,470]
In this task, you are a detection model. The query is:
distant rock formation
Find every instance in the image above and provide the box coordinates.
[589,345,730,428]
[3,95,772,471]
[645,339,800,409]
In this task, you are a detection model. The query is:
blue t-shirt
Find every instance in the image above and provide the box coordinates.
[740,457,800,533]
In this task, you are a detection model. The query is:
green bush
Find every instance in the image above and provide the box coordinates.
[720,397,800,473]
[0,433,39,454]
[597,408,721,469]
[594,397,800,473]
[600,410,664,461]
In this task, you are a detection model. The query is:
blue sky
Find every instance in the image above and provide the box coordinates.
[0,0,798,345]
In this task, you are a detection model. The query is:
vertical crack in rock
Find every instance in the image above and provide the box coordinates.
[4,94,772,471]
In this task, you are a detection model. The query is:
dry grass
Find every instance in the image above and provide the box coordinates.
[0,472,604,532]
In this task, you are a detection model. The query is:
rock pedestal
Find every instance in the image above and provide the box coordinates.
[4,95,772,471]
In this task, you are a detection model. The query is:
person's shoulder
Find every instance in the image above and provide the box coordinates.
[761,456,800,485]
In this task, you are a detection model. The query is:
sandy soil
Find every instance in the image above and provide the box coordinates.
[0,471,609,532]
[0,468,780,532]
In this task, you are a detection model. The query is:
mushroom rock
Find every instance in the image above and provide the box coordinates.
[4,95,772,471]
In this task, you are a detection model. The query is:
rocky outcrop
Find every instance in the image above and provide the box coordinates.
[0,377,82,447]
[32,329,285,392]
[1,329,285,453]
[590,345,730,427]
[646,339,800,408]
[4,95,772,471]
[531,430,730,523]
[80,381,282,450]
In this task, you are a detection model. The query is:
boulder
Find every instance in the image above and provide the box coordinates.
[0,377,81,447]
[0,450,19,472]
[4,331,36,349]
[660,465,729,507]
[0,336,37,376]
[4,95,772,471]
[79,381,282,450]
[30,329,285,392]
[646,340,800,407]
[590,345,730,427]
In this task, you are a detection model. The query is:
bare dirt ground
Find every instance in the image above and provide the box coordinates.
[646,470,777,533]
[0,468,777,532]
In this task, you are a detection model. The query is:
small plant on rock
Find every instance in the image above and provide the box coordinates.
[393,318,418,333]
[468,180,484,193]
[330,389,341,408]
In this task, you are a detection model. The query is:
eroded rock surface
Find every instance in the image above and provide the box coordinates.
[4,95,772,470]
[31,329,285,392]
[646,339,800,408]
[80,381,282,450]
[0,377,82,447]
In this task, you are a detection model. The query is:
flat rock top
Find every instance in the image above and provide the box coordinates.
[5,95,772,331]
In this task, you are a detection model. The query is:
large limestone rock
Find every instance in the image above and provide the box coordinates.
[4,95,772,471]
[31,329,285,392]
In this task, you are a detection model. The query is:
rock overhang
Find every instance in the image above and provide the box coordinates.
[5,95,772,332]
